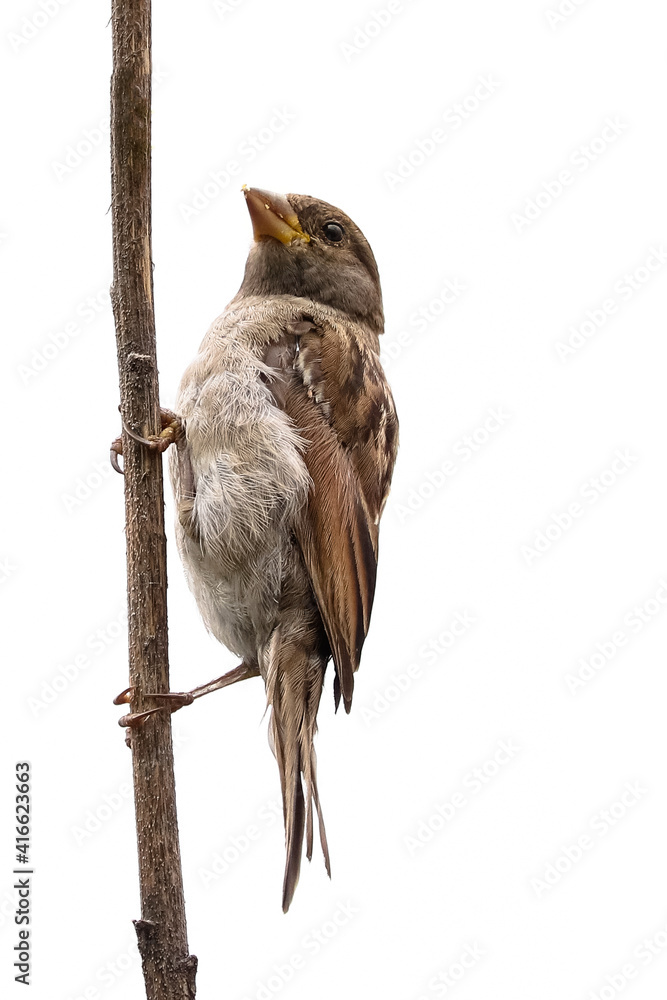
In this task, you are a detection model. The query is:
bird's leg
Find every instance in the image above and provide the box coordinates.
[110,407,184,474]
[113,662,261,728]
[150,662,262,706]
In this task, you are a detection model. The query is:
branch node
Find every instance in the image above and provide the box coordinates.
[133,918,157,935]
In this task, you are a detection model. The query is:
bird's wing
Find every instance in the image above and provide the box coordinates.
[265,317,398,712]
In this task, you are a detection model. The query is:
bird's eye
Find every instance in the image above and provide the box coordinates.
[322,222,344,242]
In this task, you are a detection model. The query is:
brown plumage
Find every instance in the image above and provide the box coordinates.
[169,187,398,911]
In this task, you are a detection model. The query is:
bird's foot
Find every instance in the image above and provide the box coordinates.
[113,686,167,729]
[110,408,184,474]
[113,663,260,730]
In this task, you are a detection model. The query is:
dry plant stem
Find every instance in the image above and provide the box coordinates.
[110,0,197,996]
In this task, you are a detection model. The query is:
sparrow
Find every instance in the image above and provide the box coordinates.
[167,186,398,912]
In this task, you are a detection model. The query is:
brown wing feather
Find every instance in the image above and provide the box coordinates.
[267,315,398,713]
[284,385,376,711]
[293,321,398,546]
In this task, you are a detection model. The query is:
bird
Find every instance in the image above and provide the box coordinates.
[160,187,398,911]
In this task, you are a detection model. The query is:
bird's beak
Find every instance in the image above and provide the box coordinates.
[242,186,310,245]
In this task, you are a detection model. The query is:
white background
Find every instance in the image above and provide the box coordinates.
[2,1,667,998]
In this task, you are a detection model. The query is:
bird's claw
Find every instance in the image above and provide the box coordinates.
[113,686,134,705]
[110,436,124,474]
[114,687,193,734]
[110,408,183,475]
[117,707,164,729]
[122,409,183,452]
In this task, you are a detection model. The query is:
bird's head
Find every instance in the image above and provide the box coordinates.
[237,186,384,334]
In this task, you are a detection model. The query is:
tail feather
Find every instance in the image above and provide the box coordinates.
[304,746,330,876]
[305,789,313,862]
[282,751,306,913]
[264,627,330,912]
